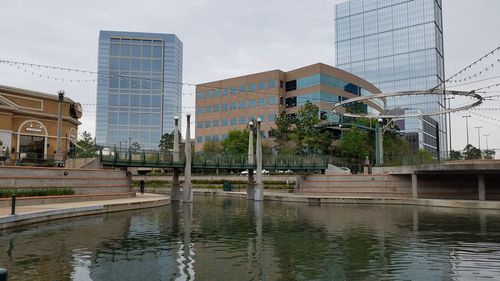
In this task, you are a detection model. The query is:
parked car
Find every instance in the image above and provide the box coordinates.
[339,167,351,174]
[241,169,269,175]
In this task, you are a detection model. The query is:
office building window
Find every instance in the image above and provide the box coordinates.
[222,134,228,140]
[204,136,211,142]
[249,100,256,108]
[213,135,219,142]
[231,102,238,110]
[240,85,246,93]
[222,119,228,126]
[258,82,265,90]
[197,122,203,129]
[205,91,211,99]
[258,98,265,106]
[268,80,276,89]
[222,103,228,111]
[239,117,246,125]
[240,101,246,109]
[268,96,276,105]
[205,106,211,113]
[197,92,203,100]
[249,83,256,91]
[197,136,203,144]
[213,120,219,127]
[230,117,237,125]
[213,104,219,112]
[213,89,219,97]
[205,120,211,128]
[269,113,276,121]
[197,107,203,114]
[286,80,297,91]
[222,89,228,96]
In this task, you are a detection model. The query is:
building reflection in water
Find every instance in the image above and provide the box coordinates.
[1,197,500,280]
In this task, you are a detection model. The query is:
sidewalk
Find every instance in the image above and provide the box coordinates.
[0,193,169,230]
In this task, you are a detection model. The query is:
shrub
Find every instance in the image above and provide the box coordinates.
[0,188,74,198]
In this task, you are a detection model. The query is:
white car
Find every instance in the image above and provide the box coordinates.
[241,169,269,175]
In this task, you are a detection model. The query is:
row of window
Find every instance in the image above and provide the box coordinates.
[196,114,277,129]
[108,94,163,107]
[109,43,163,59]
[197,80,276,100]
[108,111,162,126]
[196,97,276,114]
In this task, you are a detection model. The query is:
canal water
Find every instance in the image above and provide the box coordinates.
[1,196,500,280]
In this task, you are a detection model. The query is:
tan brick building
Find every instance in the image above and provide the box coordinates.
[0,85,82,162]
[195,63,383,151]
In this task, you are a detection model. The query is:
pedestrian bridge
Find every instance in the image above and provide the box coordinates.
[99,149,331,171]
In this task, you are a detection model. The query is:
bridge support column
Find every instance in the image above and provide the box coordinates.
[247,121,255,200]
[478,174,486,201]
[183,114,193,203]
[254,118,263,201]
[171,168,181,201]
[411,173,418,199]
[171,116,181,202]
[247,171,255,200]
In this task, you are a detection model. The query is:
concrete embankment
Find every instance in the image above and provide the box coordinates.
[193,190,500,210]
[0,193,169,230]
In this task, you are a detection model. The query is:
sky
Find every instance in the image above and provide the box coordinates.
[0,0,499,153]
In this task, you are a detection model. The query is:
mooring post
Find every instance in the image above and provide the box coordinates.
[0,267,7,281]
[254,118,263,201]
[171,116,181,202]
[11,194,16,215]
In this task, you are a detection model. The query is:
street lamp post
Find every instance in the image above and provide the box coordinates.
[444,96,455,152]
[375,118,384,166]
[475,126,483,150]
[463,115,471,146]
[484,134,490,151]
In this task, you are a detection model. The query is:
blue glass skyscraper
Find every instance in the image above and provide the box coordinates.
[96,31,182,149]
[335,0,446,156]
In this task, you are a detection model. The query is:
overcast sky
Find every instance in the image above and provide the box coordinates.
[0,0,499,152]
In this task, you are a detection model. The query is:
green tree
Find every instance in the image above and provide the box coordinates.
[289,101,332,154]
[222,129,249,155]
[76,131,95,150]
[449,150,463,160]
[130,142,142,152]
[336,128,371,161]
[270,111,292,150]
[462,144,482,160]
[203,141,224,154]
[159,131,181,152]
[483,149,496,159]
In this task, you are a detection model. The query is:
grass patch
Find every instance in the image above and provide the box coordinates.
[0,188,74,198]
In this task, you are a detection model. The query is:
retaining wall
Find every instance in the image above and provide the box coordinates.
[0,166,131,195]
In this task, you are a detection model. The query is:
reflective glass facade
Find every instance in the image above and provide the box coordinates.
[96,31,182,149]
[335,0,446,156]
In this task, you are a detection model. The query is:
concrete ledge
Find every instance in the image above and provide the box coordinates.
[0,194,169,230]
[0,192,136,207]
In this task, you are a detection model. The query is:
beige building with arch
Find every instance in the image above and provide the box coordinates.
[0,85,82,162]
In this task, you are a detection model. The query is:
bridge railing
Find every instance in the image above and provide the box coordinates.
[262,154,331,169]
[99,148,185,167]
[192,153,249,168]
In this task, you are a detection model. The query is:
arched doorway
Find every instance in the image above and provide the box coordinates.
[17,120,48,162]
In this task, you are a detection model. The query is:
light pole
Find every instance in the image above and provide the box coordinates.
[475,126,483,149]
[463,115,471,146]
[375,118,384,166]
[444,96,455,152]
[484,134,490,151]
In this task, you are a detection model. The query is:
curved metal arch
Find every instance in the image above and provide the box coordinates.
[332,90,484,119]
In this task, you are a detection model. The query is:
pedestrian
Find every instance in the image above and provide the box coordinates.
[139,179,145,195]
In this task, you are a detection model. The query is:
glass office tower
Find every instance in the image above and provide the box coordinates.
[96,31,182,149]
[335,0,446,157]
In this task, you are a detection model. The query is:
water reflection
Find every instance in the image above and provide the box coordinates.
[1,197,500,280]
